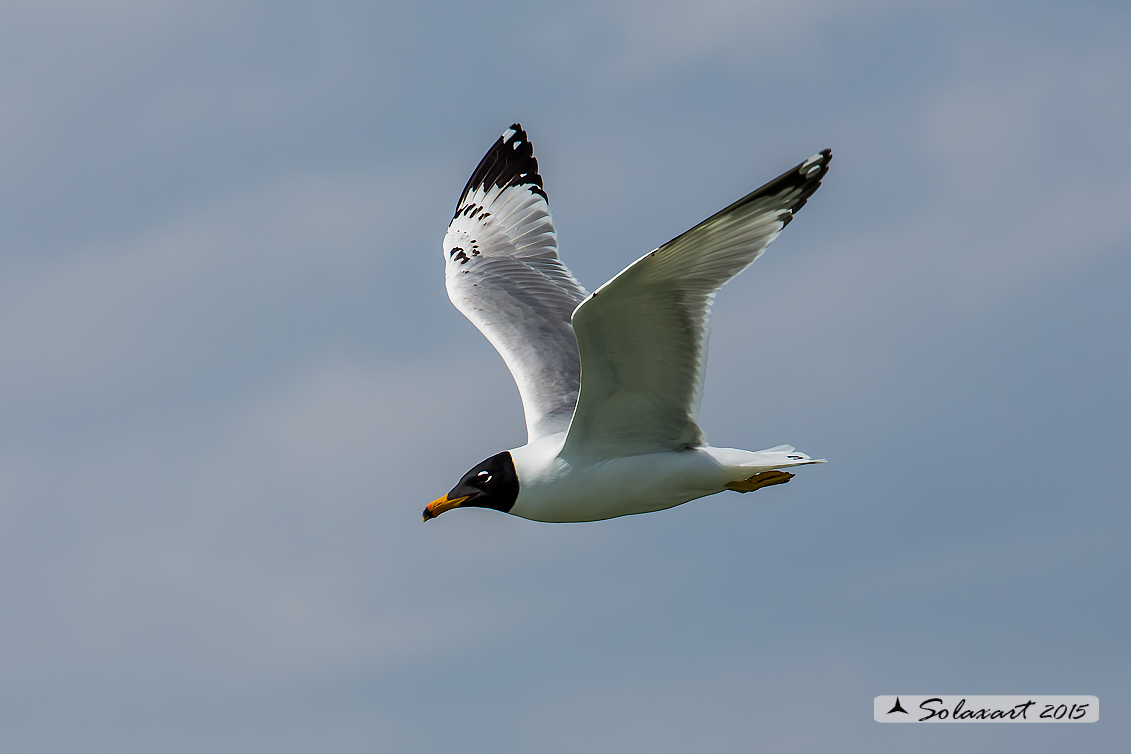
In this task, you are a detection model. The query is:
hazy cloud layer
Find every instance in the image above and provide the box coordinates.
[1,1,1128,752]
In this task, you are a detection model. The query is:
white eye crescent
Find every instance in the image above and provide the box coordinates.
[477,471,492,483]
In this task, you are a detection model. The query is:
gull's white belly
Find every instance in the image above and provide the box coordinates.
[505,441,823,523]
[508,448,734,523]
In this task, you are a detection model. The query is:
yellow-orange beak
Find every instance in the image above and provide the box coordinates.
[422,494,470,522]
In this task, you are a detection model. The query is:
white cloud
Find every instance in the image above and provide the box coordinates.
[537,0,983,83]
[0,166,428,408]
[2,2,1129,751]
[0,354,531,692]
[0,2,217,169]
[919,38,1131,302]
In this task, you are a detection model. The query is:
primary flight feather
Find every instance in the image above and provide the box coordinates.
[426,124,829,523]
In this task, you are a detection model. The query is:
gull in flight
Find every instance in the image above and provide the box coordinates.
[424,125,829,523]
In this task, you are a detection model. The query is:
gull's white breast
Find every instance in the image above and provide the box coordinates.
[508,438,729,523]
[507,439,825,523]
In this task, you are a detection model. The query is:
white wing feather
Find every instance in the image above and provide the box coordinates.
[444,126,588,442]
[562,150,832,459]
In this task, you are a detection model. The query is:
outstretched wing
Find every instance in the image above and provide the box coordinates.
[444,125,589,442]
[562,149,832,459]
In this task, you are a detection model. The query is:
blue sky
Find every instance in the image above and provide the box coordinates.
[1,1,1128,752]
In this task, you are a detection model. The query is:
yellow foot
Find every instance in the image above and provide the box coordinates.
[725,470,794,493]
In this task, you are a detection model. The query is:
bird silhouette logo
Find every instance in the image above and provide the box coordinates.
[888,697,909,714]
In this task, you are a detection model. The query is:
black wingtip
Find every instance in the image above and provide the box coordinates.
[772,148,832,226]
[662,148,831,246]
[455,124,547,216]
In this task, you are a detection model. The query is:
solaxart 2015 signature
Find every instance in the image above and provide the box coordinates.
[917,697,1090,722]
[874,695,1099,723]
